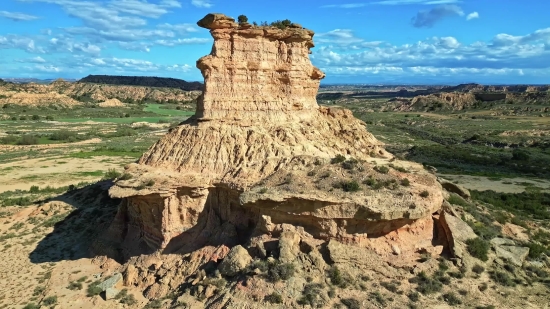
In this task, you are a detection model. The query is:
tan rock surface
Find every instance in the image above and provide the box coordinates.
[100,13,447,301]
[98,98,126,107]
[0,79,200,106]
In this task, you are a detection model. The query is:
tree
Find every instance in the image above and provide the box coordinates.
[237,15,248,24]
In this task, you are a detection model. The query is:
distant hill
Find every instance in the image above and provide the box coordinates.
[79,75,203,91]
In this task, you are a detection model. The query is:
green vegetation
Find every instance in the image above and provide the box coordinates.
[265,292,283,304]
[409,271,442,295]
[471,190,550,220]
[466,238,490,261]
[331,154,346,164]
[334,180,361,192]
[267,261,295,282]
[86,280,103,297]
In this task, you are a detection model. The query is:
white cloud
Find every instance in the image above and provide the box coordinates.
[155,38,210,46]
[158,23,198,34]
[191,0,212,8]
[34,65,61,72]
[311,27,550,79]
[0,10,39,21]
[411,5,464,28]
[466,11,479,20]
[0,35,45,53]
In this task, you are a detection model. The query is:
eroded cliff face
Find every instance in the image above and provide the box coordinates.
[102,13,448,300]
[194,14,324,123]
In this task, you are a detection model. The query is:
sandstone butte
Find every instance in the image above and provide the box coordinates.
[97,13,467,302]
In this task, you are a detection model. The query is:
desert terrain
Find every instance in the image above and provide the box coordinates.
[0,13,549,309]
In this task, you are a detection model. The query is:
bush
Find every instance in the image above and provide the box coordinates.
[381,281,400,293]
[67,281,83,290]
[267,262,295,282]
[31,115,40,120]
[526,242,547,259]
[145,179,155,186]
[490,271,515,287]
[341,298,361,309]
[42,296,58,305]
[17,135,39,145]
[22,304,40,309]
[408,291,420,302]
[298,283,324,307]
[237,14,248,24]
[335,180,361,192]
[331,154,346,164]
[115,289,137,305]
[29,185,40,193]
[443,292,462,306]
[512,149,530,161]
[400,178,410,186]
[472,264,485,274]
[419,190,430,198]
[45,115,54,120]
[342,158,359,170]
[50,129,77,141]
[374,165,390,174]
[104,168,121,180]
[265,292,282,304]
[409,271,442,295]
[369,292,386,306]
[466,238,489,261]
[119,173,132,180]
[86,281,102,297]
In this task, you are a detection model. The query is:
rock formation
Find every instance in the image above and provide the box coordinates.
[100,13,454,301]
[0,80,200,106]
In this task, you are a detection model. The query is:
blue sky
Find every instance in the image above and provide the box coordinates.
[1,0,549,84]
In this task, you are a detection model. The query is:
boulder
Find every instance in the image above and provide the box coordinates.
[105,288,119,300]
[490,237,515,247]
[438,178,470,199]
[278,231,301,263]
[218,245,252,276]
[494,245,529,267]
[440,211,477,261]
[98,272,122,291]
[197,13,237,29]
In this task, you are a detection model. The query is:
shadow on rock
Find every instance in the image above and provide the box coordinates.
[29,180,121,264]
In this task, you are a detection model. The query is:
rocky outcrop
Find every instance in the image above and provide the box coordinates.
[0,90,82,107]
[98,98,126,107]
[101,13,448,300]
[0,80,200,106]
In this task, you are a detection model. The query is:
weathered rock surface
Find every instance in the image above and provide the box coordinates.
[439,211,477,262]
[98,272,123,291]
[491,239,530,267]
[438,178,471,199]
[218,245,252,276]
[100,13,448,301]
[0,79,200,106]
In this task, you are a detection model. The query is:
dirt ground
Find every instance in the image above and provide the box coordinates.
[0,156,132,192]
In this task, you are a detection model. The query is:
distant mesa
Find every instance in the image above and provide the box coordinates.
[78,75,204,91]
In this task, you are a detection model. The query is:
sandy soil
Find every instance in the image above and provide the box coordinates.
[0,156,132,192]
[0,202,146,309]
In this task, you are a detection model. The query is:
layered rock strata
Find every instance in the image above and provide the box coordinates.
[104,14,447,281]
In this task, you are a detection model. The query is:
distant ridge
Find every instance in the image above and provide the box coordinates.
[79,75,203,91]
